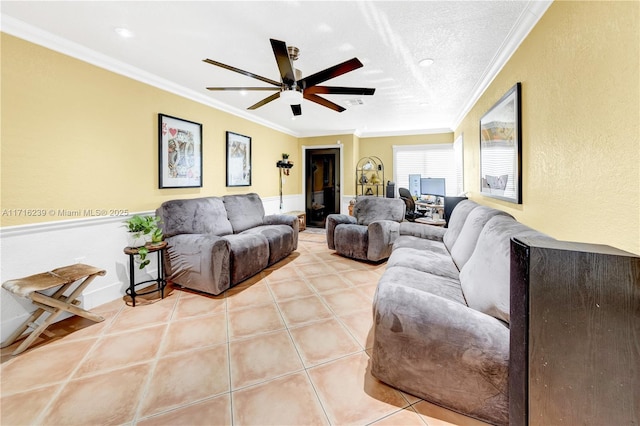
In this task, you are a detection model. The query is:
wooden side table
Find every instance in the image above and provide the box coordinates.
[123,241,168,307]
[1,264,106,355]
[285,211,306,232]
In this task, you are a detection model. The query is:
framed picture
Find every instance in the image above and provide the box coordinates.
[226,131,251,187]
[158,113,203,188]
[480,82,522,204]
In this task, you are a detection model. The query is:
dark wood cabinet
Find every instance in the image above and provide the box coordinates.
[510,237,640,426]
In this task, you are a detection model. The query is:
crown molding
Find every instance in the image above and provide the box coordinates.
[358,127,453,138]
[450,0,553,130]
[0,15,300,137]
[2,1,552,141]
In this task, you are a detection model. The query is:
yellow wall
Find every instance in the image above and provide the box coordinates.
[456,1,639,255]
[1,34,299,226]
[3,0,639,256]
[359,133,454,186]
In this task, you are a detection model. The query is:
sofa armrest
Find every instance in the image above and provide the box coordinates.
[372,280,509,424]
[165,233,232,295]
[367,220,401,261]
[326,214,356,249]
[264,214,297,228]
[264,213,299,251]
[399,221,446,241]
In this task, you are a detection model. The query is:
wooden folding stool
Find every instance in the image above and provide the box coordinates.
[1,264,106,355]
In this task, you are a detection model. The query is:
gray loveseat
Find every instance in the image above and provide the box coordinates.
[156,193,298,295]
[371,200,552,425]
[326,197,406,262]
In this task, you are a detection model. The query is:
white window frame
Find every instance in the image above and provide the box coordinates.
[392,142,463,198]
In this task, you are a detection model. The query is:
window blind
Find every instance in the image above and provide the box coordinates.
[393,143,462,197]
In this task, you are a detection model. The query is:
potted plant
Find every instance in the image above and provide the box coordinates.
[123,215,163,269]
[282,153,289,163]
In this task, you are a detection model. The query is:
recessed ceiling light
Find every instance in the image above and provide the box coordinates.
[317,23,332,33]
[345,99,365,107]
[419,58,434,67]
[114,27,134,38]
[338,43,355,52]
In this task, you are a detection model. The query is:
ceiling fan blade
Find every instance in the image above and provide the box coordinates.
[299,58,363,89]
[206,87,281,91]
[203,58,281,87]
[291,104,302,116]
[270,39,296,86]
[247,92,281,110]
[305,86,375,96]
[303,93,346,113]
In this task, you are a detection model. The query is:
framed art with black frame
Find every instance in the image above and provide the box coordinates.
[479,82,522,204]
[158,113,203,188]
[226,131,251,187]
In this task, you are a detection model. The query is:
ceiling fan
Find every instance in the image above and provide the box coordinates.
[204,38,375,116]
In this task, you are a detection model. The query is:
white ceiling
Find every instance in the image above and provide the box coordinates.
[1,1,551,137]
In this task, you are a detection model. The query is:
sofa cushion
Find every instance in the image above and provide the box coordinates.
[223,193,265,233]
[399,221,447,242]
[387,248,460,281]
[460,215,554,323]
[242,224,295,265]
[353,197,405,226]
[393,235,449,255]
[381,265,466,304]
[442,200,479,252]
[157,197,233,238]
[449,206,512,270]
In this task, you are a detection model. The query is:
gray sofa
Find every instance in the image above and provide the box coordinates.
[326,197,406,262]
[156,193,298,295]
[371,200,553,425]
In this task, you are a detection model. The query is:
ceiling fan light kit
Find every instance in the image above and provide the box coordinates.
[280,89,303,105]
[204,38,375,117]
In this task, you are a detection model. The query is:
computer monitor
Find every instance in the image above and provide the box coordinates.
[420,178,446,198]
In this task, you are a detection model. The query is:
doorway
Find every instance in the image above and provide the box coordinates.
[305,148,341,228]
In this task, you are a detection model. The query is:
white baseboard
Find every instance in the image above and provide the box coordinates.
[0,194,306,342]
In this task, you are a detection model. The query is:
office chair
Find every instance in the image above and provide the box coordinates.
[398,187,423,221]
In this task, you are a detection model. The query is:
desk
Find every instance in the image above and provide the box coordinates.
[415,201,444,218]
[124,241,167,307]
[415,217,446,227]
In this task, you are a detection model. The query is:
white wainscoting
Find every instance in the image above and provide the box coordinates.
[0,194,304,342]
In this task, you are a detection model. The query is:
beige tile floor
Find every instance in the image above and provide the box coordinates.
[1,230,490,426]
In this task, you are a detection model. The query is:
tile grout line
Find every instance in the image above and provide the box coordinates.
[224,284,235,426]
[264,252,334,426]
[130,288,181,424]
[302,238,418,425]
[2,236,484,426]
[28,300,126,425]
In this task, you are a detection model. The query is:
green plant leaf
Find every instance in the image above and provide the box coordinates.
[136,246,150,270]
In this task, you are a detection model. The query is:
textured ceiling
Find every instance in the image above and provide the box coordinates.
[1,1,551,137]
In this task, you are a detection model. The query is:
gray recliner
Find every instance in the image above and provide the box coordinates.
[326,197,405,262]
[156,193,298,295]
